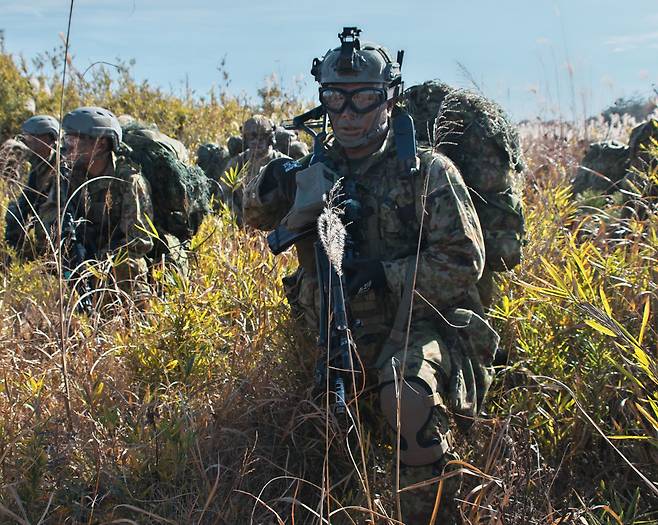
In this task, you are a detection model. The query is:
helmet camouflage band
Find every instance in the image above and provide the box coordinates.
[242,115,275,143]
[311,27,403,95]
[62,106,122,152]
[21,115,60,139]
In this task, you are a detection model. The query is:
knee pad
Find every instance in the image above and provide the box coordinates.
[380,379,453,467]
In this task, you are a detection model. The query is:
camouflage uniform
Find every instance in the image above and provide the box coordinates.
[244,131,498,522]
[39,153,154,298]
[4,149,57,257]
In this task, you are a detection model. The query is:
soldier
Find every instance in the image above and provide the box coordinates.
[197,142,231,205]
[4,115,60,257]
[243,28,498,523]
[39,107,154,301]
[221,115,289,224]
[226,135,243,158]
[0,137,30,182]
[274,126,309,160]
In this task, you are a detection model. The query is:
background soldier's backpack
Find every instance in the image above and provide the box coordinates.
[571,140,629,197]
[620,119,658,219]
[627,118,658,172]
[403,83,526,272]
[120,124,211,240]
[402,80,453,145]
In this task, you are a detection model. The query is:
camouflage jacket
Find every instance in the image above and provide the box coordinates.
[5,150,57,251]
[39,154,154,258]
[244,130,487,345]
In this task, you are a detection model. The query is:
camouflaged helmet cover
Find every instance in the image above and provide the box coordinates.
[21,115,60,138]
[402,80,454,144]
[63,106,122,152]
[312,40,401,86]
[242,115,275,141]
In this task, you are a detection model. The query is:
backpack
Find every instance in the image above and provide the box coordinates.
[403,83,526,272]
[120,124,211,241]
[571,140,629,196]
[628,118,658,172]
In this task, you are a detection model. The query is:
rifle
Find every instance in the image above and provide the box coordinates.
[59,163,94,315]
[314,186,361,417]
[267,106,361,418]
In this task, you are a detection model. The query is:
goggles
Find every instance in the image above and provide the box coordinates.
[319,86,387,114]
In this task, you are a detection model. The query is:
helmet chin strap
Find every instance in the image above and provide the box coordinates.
[334,106,390,149]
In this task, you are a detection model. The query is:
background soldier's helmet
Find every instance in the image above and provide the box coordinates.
[227,135,243,157]
[242,115,275,146]
[21,115,60,139]
[311,27,403,94]
[62,106,122,152]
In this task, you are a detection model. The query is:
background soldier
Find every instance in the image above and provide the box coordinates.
[4,115,60,257]
[221,115,288,224]
[226,135,243,158]
[196,142,231,205]
[274,126,309,160]
[39,107,154,302]
[0,138,30,182]
[243,28,499,523]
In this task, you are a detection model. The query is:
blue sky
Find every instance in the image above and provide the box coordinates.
[2,0,657,120]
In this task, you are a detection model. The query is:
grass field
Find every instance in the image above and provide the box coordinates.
[0,48,657,524]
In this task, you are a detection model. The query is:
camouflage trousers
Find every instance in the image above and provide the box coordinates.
[287,270,498,523]
[373,316,495,524]
[102,252,151,304]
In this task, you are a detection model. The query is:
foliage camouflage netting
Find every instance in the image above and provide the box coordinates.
[120,123,211,240]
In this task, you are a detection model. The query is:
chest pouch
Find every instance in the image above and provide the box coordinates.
[281,162,339,232]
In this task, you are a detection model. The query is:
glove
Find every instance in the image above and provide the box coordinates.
[342,258,387,297]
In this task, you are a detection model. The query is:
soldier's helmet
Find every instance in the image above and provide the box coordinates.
[311,27,403,94]
[62,106,122,152]
[227,135,243,157]
[21,115,60,139]
[242,115,275,146]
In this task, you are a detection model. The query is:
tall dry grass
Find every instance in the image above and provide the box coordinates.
[0,42,657,524]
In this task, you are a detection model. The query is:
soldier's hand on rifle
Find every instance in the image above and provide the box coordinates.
[343,258,386,297]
